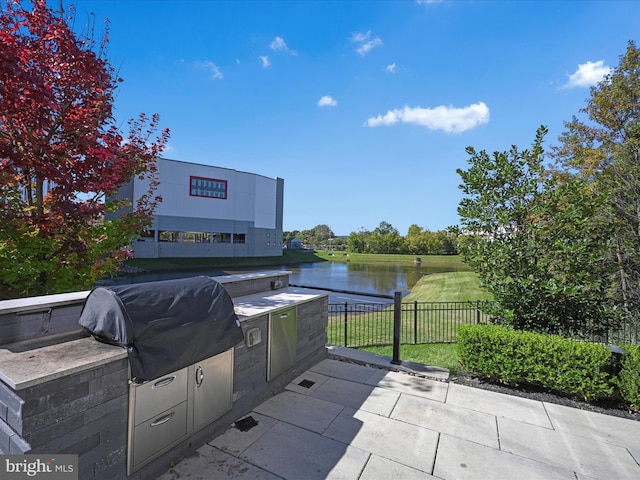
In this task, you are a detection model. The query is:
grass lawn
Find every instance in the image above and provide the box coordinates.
[358,343,462,375]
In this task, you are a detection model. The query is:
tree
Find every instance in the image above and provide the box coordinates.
[552,41,640,327]
[371,221,403,254]
[0,1,169,298]
[457,126,612,335]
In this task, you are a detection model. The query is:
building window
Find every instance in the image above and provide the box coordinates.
[233,233,246,244]
[159,231,180,242]
[213,232,231,243]
[189,176,228,199]
[183,232,211,243]
[139,230,155,238]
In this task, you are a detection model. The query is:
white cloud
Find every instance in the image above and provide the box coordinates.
[386,62,397,73]
[260,55,271,68]
[317,95,337,107]
[563,60,611,88]
[351,30,383,56]
[269,36,297,55]
[350,31,370,43]
[365,102,490,133]
[196,61,223,80]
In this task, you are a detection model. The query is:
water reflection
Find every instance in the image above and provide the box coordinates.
[287,261,466,297]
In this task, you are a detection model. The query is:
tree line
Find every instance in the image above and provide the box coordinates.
[284,221,457,255]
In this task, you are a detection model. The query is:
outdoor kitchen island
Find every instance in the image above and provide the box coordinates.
[0,271,329,480]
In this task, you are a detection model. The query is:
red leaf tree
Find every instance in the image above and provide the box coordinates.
[0,0,170,298]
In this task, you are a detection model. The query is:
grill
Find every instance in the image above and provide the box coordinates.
[78,276,245,473]
[78,275,244,382]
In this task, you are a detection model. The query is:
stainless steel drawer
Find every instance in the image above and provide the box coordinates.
[132,401,188,469]
[133,369,188,424]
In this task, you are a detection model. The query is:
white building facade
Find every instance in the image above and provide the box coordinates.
[113,158,284,258]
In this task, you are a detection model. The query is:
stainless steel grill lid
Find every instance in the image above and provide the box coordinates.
[78,276,244,381]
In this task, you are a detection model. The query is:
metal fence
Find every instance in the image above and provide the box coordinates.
[327,300,491,347]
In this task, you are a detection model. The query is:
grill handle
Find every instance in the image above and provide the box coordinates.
[150,411,175,427]
[195,365,204,388]
[152,376,176,389]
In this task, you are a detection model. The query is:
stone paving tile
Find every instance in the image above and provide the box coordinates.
[309,358,380,384]
[365,369,449,402]
[392,392,499,448]
[324,406,438,473]
[310,376,400,417]
[433,433,577,480]
[544,401,640,447]
[359,454,436,480]
[498,416,640,479]
[240,421,370,480]
[253,390,344,433]
[446,382,553,428]
[157,443,280,480]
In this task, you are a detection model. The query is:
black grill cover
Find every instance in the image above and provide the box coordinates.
[78,276,244,382]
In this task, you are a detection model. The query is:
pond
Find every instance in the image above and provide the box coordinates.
[106,258,468,303]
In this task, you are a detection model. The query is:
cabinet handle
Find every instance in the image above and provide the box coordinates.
[152,376,176,389]
[280,313,289,318]
[150,411,175,427]
[195,365,204,388]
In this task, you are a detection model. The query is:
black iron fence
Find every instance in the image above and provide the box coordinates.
[327,299,491,348]
[327,296,638,350]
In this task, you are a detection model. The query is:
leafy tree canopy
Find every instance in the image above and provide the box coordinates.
[0,0,169,298]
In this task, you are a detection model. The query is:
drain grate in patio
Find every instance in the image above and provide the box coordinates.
[235,416,258,432]
[298,379,315,388]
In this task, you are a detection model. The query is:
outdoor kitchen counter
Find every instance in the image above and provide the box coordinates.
[0,286,327,391]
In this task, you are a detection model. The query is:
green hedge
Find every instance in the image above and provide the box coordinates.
[614,344,640,411]
[457,324,616,402]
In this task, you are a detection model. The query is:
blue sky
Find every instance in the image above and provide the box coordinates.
[71,0,640,236]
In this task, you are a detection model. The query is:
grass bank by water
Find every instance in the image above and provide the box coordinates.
[314,250,470,270]
[403,271,493,303]
[124,249,325,272]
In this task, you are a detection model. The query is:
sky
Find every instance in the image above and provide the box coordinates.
[66,0,640,236]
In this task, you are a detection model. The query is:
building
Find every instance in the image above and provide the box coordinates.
[112,158,284,258]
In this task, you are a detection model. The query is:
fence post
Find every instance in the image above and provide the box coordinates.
[344,302,348,347]
[476,300,480,324]
[414,301,418,344]
[391,291,402,365]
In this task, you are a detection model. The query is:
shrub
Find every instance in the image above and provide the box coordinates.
[457,324,614,401]
[613,344,640,412]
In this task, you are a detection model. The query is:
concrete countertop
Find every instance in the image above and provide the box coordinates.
[0,336,128,390]
[233,286,328,320]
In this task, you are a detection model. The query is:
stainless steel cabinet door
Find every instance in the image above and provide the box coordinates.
[191,348,234,430]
